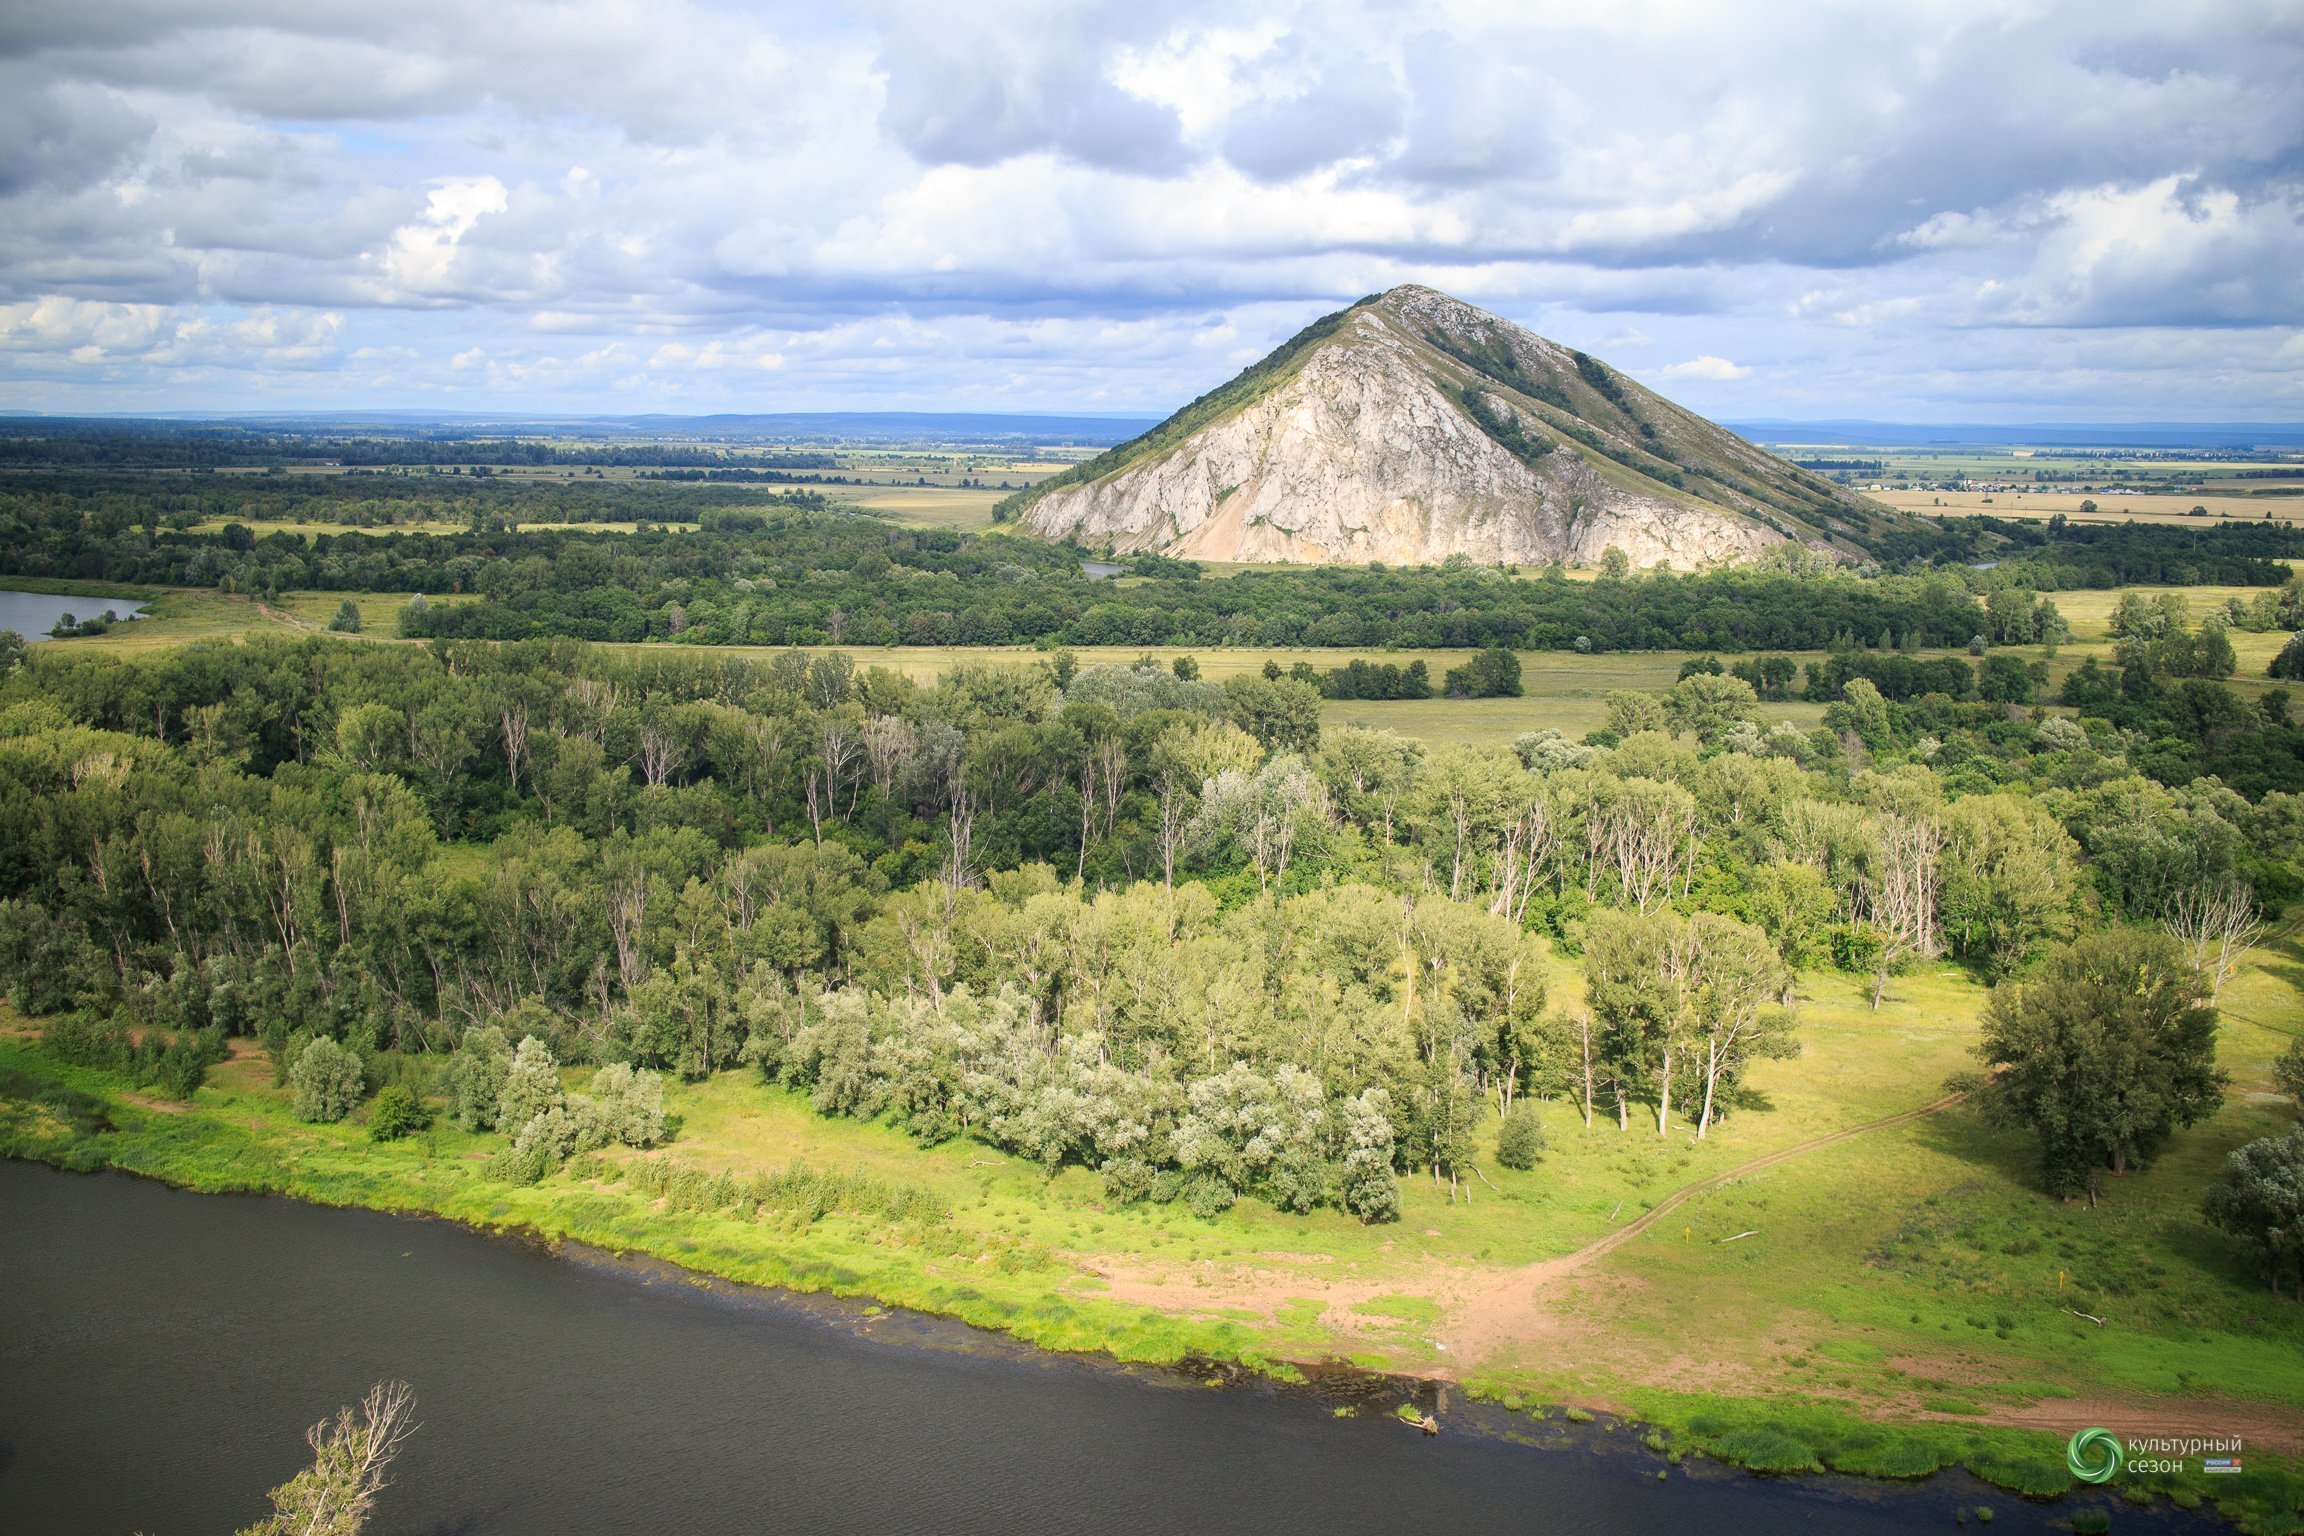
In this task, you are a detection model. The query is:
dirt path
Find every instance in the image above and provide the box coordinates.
[1436,1089,1972,1363]
[1085,1089,1975,1368]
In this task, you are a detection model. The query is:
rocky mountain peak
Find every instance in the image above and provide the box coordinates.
[1002,288,1896,569]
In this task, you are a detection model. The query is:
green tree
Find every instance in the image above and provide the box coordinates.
[451,1025,512,1130]
[290,1036,363,1124]
[2203,1127,2304,1296]
[1221,674,1322,753]
[1939,794,2080,979]
[328,600,363,634]
[1967,930,2225,1196]
[1665,672,1760,744]
[1335,1088,1401,1223]
[497,1034,566,1133]
[584,1061,667,1146]
[1602,689,1669,739]
[1744,861,1836,969]
[1443,647,1523,699]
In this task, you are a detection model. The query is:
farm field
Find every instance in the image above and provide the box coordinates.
[1876,488,2299,525]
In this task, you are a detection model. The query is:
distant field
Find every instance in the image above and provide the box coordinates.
[1328,694,1828,745]
[189,517,471,537]
[186,517,704,537]
[831,486,1009,533]
[1876,489,2297,524]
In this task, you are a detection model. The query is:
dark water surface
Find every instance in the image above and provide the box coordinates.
[0,1160,2197,1535]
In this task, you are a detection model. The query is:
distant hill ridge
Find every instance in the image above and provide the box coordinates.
[1002,285,1903,567]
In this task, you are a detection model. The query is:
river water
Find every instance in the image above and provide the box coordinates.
[0,1161,2196,1535]
[0,588,146,641]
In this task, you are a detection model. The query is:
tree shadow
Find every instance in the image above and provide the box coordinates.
[1903,1096,2039,1187]
[2253,932,2304,999]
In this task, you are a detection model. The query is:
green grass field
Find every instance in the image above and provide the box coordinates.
[831,485,1011,532]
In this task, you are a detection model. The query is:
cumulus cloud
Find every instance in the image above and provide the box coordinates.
[0,0,2296,416]
[1656,356,1752,383]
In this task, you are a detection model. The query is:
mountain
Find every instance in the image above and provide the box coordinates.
[1001,286,1901,567]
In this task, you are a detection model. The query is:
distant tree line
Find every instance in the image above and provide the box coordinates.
[0,425,836,471]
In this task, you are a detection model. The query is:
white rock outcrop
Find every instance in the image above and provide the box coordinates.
[1020,286,1856,569]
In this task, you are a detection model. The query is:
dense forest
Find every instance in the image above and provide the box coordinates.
[3,602,2300,1215]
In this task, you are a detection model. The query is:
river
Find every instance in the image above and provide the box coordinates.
[0,588,147,641]
[0,1160,2197,1535]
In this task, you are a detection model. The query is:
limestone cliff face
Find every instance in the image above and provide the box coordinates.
[1013,286,1889,568]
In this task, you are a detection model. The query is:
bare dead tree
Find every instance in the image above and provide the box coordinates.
[861,713,916,800]
[1574,1010,1596,1129]
[940,778,976,921]
[604,864,649,992]
[498,698,530,797]
[1488,798,1560,923]
[1861,811,1943,1009]
[806,716,860,841]
[1074,736,1131,881]
[2167,880,2262,1000]
[564,677,618,744]
[1591,784,1695,914]
[238,1378,419,1536]
[1156,771,1190,894]
[637,722,684,788]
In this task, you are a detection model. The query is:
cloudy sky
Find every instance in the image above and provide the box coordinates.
[2,0,2300,421]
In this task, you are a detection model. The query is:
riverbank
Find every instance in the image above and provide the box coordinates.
[7,1156,2140,1536]
[5,1025,2298,1531]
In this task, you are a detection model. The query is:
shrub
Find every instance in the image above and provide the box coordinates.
[368,1083,428,1142]
[2275,1036,2304,1110]
[1495,1103,1547,1169]
[290,1036,363,1124]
